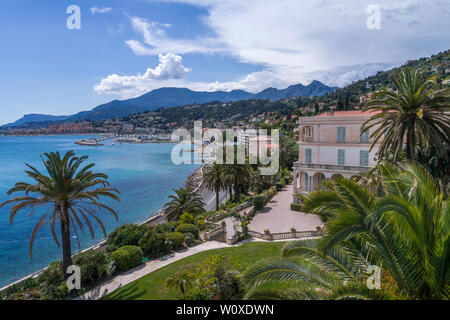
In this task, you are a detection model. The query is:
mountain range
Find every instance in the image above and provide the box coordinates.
[3,81,338,127]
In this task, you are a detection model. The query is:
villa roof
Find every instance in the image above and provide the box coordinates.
[317,110,381,117]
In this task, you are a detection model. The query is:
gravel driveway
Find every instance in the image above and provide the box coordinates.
[248,184,322,233]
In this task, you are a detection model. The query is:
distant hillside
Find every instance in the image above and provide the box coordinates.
[3,81,338,126]
[3,114,71,127]
[319,49,450,110]
[68,88,256,122]
[256,81,339,100]
[68,82,337,122]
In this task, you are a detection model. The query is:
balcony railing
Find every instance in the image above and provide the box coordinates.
[300,139,374,145]
[294,162,370,172]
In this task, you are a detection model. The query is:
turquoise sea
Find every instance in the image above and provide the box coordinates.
[0,135,199,288]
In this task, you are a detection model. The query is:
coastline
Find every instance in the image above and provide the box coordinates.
[0,161,206,293]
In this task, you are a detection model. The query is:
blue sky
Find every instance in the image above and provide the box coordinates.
[0,0,449,125]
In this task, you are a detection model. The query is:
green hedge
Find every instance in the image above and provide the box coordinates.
[168,232,185,250]
[290,203,302,212]
[175,223,200,238]
[139,231,171,258]
[107,224,148,252]
[111,245,143,272]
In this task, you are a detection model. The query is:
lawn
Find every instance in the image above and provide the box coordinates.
[103,241,285,300]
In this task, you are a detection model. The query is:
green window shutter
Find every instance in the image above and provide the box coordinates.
[305,148,312,163]
[338,149,345,165]
[337,127,346,143]
[360,150,369,166]
[360,128,369,143]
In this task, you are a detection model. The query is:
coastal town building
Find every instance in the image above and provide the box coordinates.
[237,130,257,149]
[293,109,381,203]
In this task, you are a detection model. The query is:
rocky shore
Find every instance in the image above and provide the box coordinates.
[185,164,206,192]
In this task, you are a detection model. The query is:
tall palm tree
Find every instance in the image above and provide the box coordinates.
[223,163,252,203]
[245,162,449,300]
[164,268,195,295]
[0,151,120,278]
[203,162,225,211]
[222,164,234,201]
[164,187,205,221]
[362,67,450,161]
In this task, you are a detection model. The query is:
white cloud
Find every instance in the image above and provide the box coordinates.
[94,53,192,96]
[90,7,112,15]
[98,0,449,97]
[125,16,224,55]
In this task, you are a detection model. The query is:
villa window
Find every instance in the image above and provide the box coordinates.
[338,149,345,165]
[337,127,346,143]
[360,128,369,143]
[360,150,369,166]
[305,148,312,163]
[303,126,313,142]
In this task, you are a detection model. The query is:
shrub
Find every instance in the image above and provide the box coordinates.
[111,245,143,272]
[195,255,244,300]
[176,223,200,238]
[39,261,63,287]
[275,179,286,191]
[107,224,148,252]
[72,250,109,285]
[184,287,212,300]
[139,230,171,258]
[155,221,179,234]
[179,212,195,224]
[290,203,302,212]
[168,232,185,250]
[284,172,293,183]
[47,283,69,300]
[184,232,196,247]
[196,218,206,230]
[253,195,265,210]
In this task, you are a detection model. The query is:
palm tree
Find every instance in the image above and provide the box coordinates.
[222,164,234,201]
[279,135,298,170]
[362,67,450,161]
[223,163,252,203]
[203,162,225,211]
[164,268,195,295]
[245,162,449,300]
[164,187,205,221]
[0,151,120,278]
[244,239,402,300]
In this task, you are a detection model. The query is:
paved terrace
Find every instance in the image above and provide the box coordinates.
[248,184,322,233]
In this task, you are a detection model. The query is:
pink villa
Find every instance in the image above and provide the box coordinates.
[293,109,381,202]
